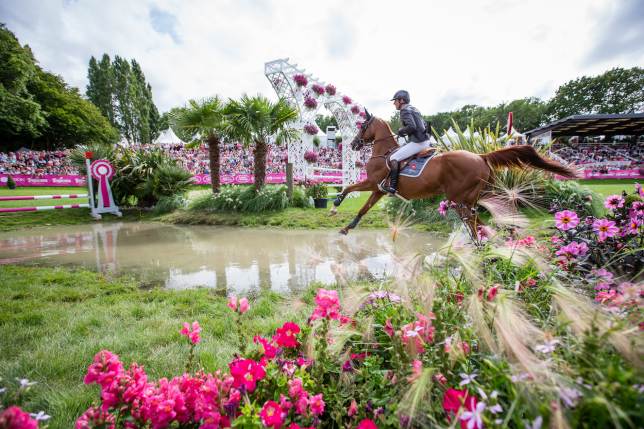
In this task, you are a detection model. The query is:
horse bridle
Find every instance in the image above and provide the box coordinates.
[355,117,396,148]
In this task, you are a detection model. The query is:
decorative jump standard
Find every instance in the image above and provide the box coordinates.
[0,154,121,218]
[265,58,366,197]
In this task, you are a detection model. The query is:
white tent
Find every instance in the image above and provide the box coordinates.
[441,127,459,141]
[499,127,526,142]
[154,128,185,145]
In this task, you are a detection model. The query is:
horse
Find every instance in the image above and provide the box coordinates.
[329,110,578,236]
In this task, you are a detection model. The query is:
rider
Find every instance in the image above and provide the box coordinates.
[380,90,431,195]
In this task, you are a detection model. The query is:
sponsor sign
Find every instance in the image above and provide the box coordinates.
[0,174,87,187]
[554,170,644,180]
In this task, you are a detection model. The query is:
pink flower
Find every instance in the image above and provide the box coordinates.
[348,399,358,416]
[636,182,644,199]
[83,350,124,390]
[295,396,309,417]
[75,407,114,429]
[309,393,325,415]
[259,401,283,429]
[604,195,625,210]
[384,318,394,338]
[438,200,450,216]
[442,389,477,427]
[229,359,266,392]
[407,360,422,383]
[275,322,300,348]
[254,336,277,358]
[239,297,250,314]
[357,419,378,429]
[280,394,293,411]
[587,269,614,290]
[1,406,39,429]
[627,220,639,234]
[288,378,308,401]
[593,219,619,239]
[179,321,202,344]
[487,284,500,301]
[554,210,580,230]
[200,410,221,429]
[228,296,238,311]
[315,288,339,309]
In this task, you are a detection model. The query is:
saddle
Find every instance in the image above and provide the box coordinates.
[385,147,436,171]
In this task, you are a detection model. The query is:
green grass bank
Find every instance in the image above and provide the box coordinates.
[0,265,316,429]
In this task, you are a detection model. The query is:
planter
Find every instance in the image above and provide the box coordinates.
[8,185,16,190]
[314,198,328,209]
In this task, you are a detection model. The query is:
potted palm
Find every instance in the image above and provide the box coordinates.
[7,174,16,190]
[305,180,328,208]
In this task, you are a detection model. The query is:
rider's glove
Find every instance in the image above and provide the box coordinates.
[397,128,406,138]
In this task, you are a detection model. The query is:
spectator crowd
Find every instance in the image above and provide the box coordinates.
[0,149,79,177]
[551,138,644,172]
[0,144,372,177]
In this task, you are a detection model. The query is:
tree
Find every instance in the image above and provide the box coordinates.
[27,69,118,149]
[548,67,644,120]
[171,96,227,193]
[0,23,45,142]
[315,114,338,132]
[86,53,160,145]
[224,94,299,192]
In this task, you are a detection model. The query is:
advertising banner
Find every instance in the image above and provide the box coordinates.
[0,174,87,187]
[555,170,644,180]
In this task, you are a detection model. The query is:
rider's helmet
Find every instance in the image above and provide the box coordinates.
[390,90,410,104]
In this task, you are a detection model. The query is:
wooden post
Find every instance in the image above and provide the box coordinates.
[286,163,294,197]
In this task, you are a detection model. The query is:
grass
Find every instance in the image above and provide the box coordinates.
[578,178,639,198]
[0,264,318,429]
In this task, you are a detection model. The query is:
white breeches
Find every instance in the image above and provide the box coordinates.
[390,140,431,162]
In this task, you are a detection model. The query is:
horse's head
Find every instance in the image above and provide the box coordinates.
[351,109,376,151]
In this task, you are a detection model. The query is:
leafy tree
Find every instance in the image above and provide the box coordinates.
[315,114,338,132]
[171,96,227,193]
[87,54,160,145]
[387,112,402,134]
[548,67,644,120]
[27,69,119,149]
[224,94,299,192]
[0,23,45,142]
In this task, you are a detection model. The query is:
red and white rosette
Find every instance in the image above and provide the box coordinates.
[90,160,115,204]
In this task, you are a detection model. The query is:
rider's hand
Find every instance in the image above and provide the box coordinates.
[397,128,406,137]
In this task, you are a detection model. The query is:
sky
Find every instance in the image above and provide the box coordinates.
[1,0,643,122]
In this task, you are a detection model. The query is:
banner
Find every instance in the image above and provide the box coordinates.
[555,169,644,180]
[0,174,87,187]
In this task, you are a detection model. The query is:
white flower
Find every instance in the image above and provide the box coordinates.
[489,404,503,414]
[535,339,560,354]
[30,412,52,421]
[476,387,487,399]
[575,377,593,390]
[15,378,37,387]
[525,416,543,429]
[490,390,498,399]
[459,372,478,386]
[0,388,6,394]
[495,419,503,425]
[459,399,486,429]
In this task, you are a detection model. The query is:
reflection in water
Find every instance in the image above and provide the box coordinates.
[0,223,443,295]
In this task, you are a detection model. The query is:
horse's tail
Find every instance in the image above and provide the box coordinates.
[480,146,579,179]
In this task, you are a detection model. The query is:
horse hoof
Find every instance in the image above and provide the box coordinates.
[338,229,347,235]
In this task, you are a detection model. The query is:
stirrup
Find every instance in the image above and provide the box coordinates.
[378,184,396,195]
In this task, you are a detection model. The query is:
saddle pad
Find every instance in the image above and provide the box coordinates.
[400,153,435,177]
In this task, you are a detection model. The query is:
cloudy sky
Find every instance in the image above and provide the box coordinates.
[2,0,642,121]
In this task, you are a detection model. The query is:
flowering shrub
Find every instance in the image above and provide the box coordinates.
[311,85,325,96]
[549,184,644,277]
[351,105,361,115]
[293,74,308,88]
[303,151,319,164]
[303,124,319,136]
[342,96,352,105]
[359,111,367,119]
[325,84,336,96]
[355,121,364,128]
[303,97,318,110]
[355,160,365,168]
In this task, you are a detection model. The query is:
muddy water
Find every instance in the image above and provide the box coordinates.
[0,223,443,295]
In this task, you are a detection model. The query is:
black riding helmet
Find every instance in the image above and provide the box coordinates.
[390,90,410,104]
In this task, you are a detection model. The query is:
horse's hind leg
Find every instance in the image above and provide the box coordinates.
[339,192,384,235]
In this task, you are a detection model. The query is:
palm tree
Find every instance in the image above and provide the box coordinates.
[171,96,227,193]
[224,94,299,192]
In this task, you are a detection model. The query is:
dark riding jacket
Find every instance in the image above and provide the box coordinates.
[398,104,430,143]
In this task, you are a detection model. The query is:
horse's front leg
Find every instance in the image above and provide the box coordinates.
[329,179,374,216]
[339,191,385,235]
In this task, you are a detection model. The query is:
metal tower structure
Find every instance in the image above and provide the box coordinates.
[264,58,364,196]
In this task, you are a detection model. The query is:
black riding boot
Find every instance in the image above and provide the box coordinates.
[381,160,400,195]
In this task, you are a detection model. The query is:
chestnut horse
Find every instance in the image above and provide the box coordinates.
[329,111,577,236]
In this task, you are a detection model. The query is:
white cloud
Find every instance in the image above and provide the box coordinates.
[2,0,642,124]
